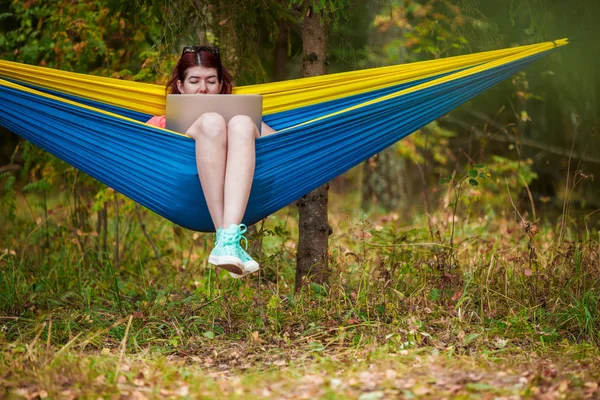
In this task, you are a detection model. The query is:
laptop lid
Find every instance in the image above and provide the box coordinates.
[165,94,263,134]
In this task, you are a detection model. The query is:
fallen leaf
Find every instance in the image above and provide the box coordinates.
[60,390,77,400]
[451,291,463,301]
[133,377,145,387]
[584,381,598,395]
[413,386,432,395]
[558,380,569,393]
[177,385,189,396]
[330,378,342,389]
[251,331,263,343]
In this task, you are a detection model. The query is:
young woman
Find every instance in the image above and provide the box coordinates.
[147,46,275,278]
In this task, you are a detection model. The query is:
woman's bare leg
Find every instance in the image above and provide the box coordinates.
[222,115,258,227]
[186,112,227,229]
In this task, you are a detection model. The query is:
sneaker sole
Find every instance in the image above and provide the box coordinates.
[208,255,244,275]
[244,261,259,271]
[229,263,260,279]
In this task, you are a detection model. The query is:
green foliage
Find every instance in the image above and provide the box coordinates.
[361,1,482,213]
[0,1,176,245]
[459,0,600,201]
[396,121,456,176]
[368,0,477,65]
[286,0,353,26]
[0,0,167,80]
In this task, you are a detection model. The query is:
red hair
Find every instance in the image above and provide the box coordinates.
[166,48,233,95]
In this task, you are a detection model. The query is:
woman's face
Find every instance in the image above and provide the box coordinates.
[177,66,222,94]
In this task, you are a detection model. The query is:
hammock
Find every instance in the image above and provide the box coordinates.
[0,39,567,232]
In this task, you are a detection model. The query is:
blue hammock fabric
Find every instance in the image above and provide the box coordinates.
[0,45,560,232]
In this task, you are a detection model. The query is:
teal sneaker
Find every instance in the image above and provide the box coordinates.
[208,226,244,275]
[229,247,260,279]
[239,246,259,271]
[227,224,260,279]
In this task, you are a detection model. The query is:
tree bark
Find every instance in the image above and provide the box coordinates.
[295,5,331,291]
[274,21,289,82]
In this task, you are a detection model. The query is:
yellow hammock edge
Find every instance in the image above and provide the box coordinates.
[0,39,566,117]
[278,39,568,132]
[0,77,190,138]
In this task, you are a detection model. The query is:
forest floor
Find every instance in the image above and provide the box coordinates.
[1,189,599,399]
[1,332,599,399]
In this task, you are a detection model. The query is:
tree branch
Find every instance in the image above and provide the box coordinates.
[445,114,600,165]
[0,164,22,174]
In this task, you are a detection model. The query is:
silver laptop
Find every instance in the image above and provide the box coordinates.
[165,94,263,134]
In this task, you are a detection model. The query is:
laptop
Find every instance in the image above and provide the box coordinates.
[165,94,263,134]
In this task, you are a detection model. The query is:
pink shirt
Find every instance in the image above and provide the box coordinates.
[146,115,166,129]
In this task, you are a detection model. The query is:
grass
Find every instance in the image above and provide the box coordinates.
[1,177,599,398]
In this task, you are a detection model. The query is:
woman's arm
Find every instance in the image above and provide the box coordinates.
[146,115,167,128]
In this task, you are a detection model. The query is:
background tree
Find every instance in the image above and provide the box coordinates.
[294,1,331,290]
[290,0,374,290]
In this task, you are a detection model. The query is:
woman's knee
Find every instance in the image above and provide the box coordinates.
[186,112,227,140]
[227,115,257,137]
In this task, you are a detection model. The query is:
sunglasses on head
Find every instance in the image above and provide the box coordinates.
[182,46,220,57]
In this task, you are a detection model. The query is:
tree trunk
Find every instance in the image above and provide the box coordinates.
[274,21,289,82]
[295,5,331,291]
